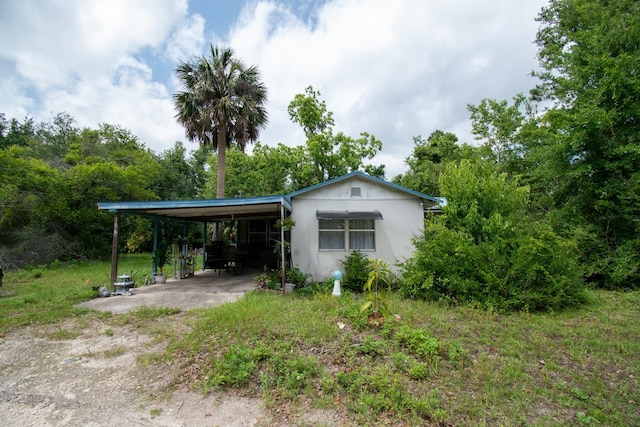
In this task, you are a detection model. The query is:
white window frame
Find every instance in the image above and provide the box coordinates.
[318,219,376,251]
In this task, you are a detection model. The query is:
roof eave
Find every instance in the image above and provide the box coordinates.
[287,171,442,203]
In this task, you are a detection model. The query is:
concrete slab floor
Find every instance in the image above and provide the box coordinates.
[77,268,261,313]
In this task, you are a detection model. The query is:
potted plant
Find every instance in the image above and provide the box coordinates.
[152,243,170,284]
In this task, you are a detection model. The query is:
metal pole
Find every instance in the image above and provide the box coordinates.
[202,222,207,271]
[181,221,188,278]
[183,221,188,257]
[152,216,158,276]
[110,213,119,293]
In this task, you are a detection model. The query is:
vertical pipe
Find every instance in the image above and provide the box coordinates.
[110,213,119,292]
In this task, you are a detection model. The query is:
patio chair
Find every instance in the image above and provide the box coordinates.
[205,242,224,274]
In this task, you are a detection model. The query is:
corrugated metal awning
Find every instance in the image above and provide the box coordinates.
[316,210,383,220]
[98,195,292,222]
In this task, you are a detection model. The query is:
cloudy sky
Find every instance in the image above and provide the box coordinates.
[0,0,546,178]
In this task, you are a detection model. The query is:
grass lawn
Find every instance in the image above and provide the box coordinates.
[0,256,638,425]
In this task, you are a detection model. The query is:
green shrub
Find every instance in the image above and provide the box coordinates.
[285,266,308,286]
[400,159,588,312]
[341,250,369,292]
[587,238,640,290]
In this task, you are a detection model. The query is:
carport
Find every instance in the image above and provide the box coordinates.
[97,195,293,291]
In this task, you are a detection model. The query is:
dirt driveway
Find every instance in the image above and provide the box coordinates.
[0,270,300,426]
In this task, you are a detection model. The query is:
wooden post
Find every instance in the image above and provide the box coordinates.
[110,213,119,292]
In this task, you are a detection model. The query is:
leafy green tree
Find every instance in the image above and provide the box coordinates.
[526,0,640,288]
[152,141,197,200]
[467,95,538,174]
[204,143,304,197]
[207,86,386,197]
[401,159,587,312]
[288,85,334,138]
[0,114,36,150]
[393,131,479,196]
[174,45,268,198]
[288,86,384,185]
[0,115,162,267]
[0,146,68,267]
[60,124,158,258]
[188,144,212,198]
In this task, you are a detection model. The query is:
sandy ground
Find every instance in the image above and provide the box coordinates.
[0,318,268,426]
[0,271,272,426]
[0,270,342,426]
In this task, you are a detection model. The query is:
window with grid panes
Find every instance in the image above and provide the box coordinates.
[318,219,375,250]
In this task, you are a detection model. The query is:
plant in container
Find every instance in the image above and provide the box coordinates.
[152,243,170,284]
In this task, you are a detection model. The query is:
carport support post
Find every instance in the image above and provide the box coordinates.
[280,204,286,292]
[110,213,119,293]
[152,217,159,277]
[183,221,188,257]
[202,222,207,270]
[181,221,188,277]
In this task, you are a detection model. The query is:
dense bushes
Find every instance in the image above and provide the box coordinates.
[401,160,587,312]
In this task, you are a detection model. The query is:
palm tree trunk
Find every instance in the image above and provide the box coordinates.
[214,122,227,241]
[216,122,227,199]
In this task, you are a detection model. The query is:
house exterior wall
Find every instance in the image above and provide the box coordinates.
[290,176,425,282]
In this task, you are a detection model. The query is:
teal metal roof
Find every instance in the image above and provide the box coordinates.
[287,171,444,204]
[97,172,444,221]
[98,195,292,221]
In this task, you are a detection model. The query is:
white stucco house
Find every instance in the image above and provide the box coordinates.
[98,171,443,285]
[288,171,442,280]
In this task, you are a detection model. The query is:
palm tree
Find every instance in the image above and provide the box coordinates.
[173,45,268,198]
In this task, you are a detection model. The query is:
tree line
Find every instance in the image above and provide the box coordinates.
[0,85,384,269]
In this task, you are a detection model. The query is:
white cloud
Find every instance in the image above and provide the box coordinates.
[228,0,544,179]
[0,0,189,149]
[0,0,545,182]
[166,13,207,64]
